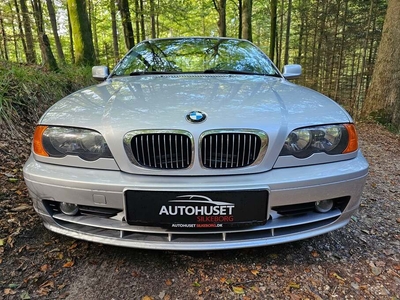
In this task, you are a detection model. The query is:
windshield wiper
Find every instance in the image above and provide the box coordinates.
[129,71,180,76]
[203,69,280,77]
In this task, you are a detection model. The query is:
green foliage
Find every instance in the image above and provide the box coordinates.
[369,109,400,134]
[0,62,94,127]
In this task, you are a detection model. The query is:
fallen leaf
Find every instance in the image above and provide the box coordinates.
[192,281,201,287]
[4,288,17,295]
[37,287,50,296]
[165,279,172,286]
[20,291,31,299]
[371,266,382,276]
[220,277,226,284]
[251,269,259,276]
[131,271,140,277]
[187,268,195,275]
[0,239,4,246]
[8,178,18,183]
[331,272,345,281]
[39,281,54,289]
[288,282,300,289]
[197,289,203,295]
[69,243,78,250]
[9,283,19,289]
[232,286,245,294]
[311,251,319,258]
[63,261,74,268]
[142,296,153,300]
[40,264,49,272]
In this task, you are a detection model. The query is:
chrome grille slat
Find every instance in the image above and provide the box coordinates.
[200,131,264,169]
[127,131,193,169]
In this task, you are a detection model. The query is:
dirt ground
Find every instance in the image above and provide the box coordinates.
[0,122,399,300]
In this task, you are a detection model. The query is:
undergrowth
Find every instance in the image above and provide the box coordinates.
[0,62,95,131]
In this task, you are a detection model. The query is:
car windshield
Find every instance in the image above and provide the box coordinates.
[112,38,280,77]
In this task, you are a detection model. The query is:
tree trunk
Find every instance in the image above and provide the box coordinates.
[89,0,100,60]
[67,7,75,63]
[238,0,242,39]
[0,12,8,61]
[139,0,146,41]
[354,0,374,119]
[31,0,58,71]
[118,0,135,50]
[8,2,20,62]
[134,0,140,43]
[269,0,277,60]
[19,0,36,64]
[362,0,400,127]
[241,0,252,41]
[150,0,156,38]
[334,0,349,101]
[14,0,28,62]
[213,0,227,37]
[110,0,119,62]
[67,0,96,66]
[276,0,284,69]
[284,0,292,65]
[46,0,65,64]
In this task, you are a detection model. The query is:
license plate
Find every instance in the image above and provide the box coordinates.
[125,190,268,228]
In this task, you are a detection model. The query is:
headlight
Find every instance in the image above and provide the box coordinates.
[280,124,358,158]
[33,126,113,161]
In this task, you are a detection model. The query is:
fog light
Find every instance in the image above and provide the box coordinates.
[315,200,333,213]
[59,202,79,216]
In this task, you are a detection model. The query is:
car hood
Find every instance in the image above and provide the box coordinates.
[39,74,352,175]
[41,74,350,129]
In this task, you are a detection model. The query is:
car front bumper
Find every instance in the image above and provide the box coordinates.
[23,151,368,250]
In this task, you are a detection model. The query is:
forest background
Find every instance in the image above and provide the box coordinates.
[0,0,399,131]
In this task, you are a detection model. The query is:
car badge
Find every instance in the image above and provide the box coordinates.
[186,111,206,123]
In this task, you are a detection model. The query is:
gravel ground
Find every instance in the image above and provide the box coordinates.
[0,122,399,300]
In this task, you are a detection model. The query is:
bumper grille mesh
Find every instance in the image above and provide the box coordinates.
[201,132,262,169]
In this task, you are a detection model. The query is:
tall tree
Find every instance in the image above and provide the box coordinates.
[362,0,400,127]
[19,0,36,64]
[213,0,227,37]
[149,0,156,38]
[269,0,277,60]
[0,10,8,60]
[14,0,28,62]
[139,0,146,41]
[67,0,96,66]
[67,6,75,63]
[46,0,65,64]
[283,0,292,65]
[110,0,119,62]
[134,0,140,43]
[31,0,58,71]
[241,0,252,41]
[118,0,135,50]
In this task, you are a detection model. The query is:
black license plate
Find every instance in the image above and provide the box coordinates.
[125,190,268,228]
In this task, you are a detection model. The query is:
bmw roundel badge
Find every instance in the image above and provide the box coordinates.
[186,111,207,123]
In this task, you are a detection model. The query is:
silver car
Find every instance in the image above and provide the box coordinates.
[23,37,368,250]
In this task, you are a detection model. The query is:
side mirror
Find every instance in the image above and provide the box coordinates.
[92,66,110,81]
[282,64,302,80]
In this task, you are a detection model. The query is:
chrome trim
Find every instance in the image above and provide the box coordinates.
[199,129,268,169]
[123,130,195,169]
